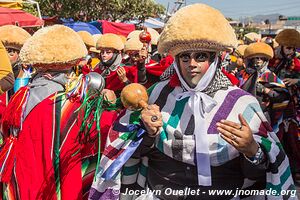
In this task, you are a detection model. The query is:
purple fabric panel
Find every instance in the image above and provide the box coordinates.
[89,188,119,200]
[207,89,250,134]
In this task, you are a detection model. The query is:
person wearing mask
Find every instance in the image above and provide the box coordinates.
[0,25,117,199]
[93,33,138,97]
[123,37,170,88]
[238,42,289,134]
[269,29,300,185]
[0,25,33,96]
[90,4,295,200]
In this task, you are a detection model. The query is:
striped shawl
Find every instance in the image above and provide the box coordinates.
[90,80,296,200]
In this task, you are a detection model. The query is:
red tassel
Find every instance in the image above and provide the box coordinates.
[1,87,29,137]
[0,136,16,182]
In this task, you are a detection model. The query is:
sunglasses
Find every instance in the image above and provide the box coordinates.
[178,52,214,63]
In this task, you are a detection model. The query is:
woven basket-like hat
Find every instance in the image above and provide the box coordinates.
[77,31,95,47]
[244,42,274,59]
[127,29,159,45]
[235,45,248,57]
[127,30,142,41]
[19,25,87,70]
[124,38,143,52]
[96,33,124,51]
[244,32,261,43]
[275,29,300,48]
[146,28,160,45]
[0,25,31,50]
[158,4,237,57]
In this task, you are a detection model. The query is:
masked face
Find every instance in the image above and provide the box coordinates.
[126,50,140,64]
[252,56,267,68]
[6,48,19,65]
[283,46,295,58]
[100,48,115,62]
[178,51,215,88]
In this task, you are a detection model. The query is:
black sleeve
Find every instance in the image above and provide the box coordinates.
[137,62,147,84]
[131,134,155,158]
[240,143,269,180]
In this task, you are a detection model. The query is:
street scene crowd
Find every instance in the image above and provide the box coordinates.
[0,2,299,200]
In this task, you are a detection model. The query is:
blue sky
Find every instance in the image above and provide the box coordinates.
[155,0,300,19]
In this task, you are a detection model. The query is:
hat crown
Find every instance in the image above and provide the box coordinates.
[158,3,237,56]
[96,33,124,51]
[244,42,274,59]
[77,31,95,47]
[20,25,87,70]
[124,38,143,52]
[275,29,300,48]
[0,25,31,49]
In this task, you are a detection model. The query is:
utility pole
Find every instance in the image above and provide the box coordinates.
[165,0,186,22]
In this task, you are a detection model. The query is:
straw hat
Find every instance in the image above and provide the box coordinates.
[158,4,237,57]
[77,31,95,47]
[0,25,31,50]
[124,38,143,52]
[235,44,248,57]
[244,32,261,43]
[96,33,124,51]
[127,28,159,45]
[19,25,87,70]
[244,42,274,59]
[118,35,127,45]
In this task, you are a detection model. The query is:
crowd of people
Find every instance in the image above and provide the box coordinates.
[0,3,299,200]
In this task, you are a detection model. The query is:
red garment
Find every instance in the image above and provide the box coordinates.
[0,88,118,200]
[160,55,174,70]
[145,58,172,77]
[269,56,300,72]
[221,68,239,86]
[0,92,8,121]
[93,66,137,92]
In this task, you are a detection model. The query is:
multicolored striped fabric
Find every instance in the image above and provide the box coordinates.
[238,68,290,134]
[90,80,296,200]
[0,82,101,199]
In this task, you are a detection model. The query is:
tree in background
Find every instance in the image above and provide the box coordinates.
[37,0,165,22]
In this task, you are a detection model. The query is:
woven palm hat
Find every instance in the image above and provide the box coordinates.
[118,35,127,45]
[147,28,160,45]
[237,40,244,45]
[77,31,95,48]
[92,34,102,44]
[0,25,31,50]
[90,34,102,53]
[275,29,300,48]
[244,42,274,59]
[127,29,159,45]
[124,38,143,52]
[235,44,248,57]
[158,4,237,57]
[244,32,261,43]
[96,33,124,51]
[19,25,87,70]
[127,30,142,41]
